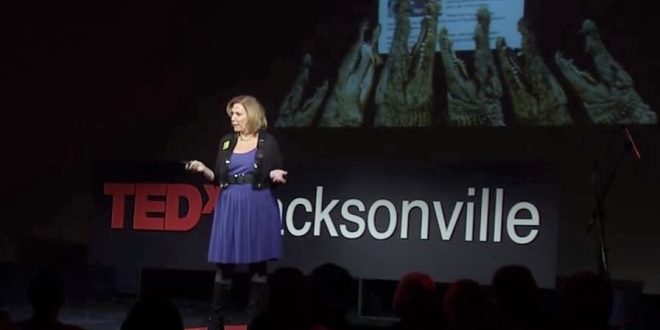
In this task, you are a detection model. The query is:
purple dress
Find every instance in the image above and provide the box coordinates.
[207,148,282,264]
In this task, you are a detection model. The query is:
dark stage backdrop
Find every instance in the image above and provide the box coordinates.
[2,0,658,306]
[92,157,560,288]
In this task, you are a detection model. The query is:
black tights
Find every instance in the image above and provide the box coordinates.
[215,262,267,281]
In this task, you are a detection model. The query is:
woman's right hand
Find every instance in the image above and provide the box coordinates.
[185,160,207,173]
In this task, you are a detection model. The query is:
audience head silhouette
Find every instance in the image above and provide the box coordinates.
[250,267,309,330]
[268,266,307,312]
[17,269,86,330]
[308,263,354,329]
[491,264,540,323]
[392,271,437,327]
[443,279,492,330]
[121,296,183,330]
[558,271,613,330]
[27,270,66,319]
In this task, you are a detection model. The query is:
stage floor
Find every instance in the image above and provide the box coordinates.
[2,297,394,330]
[0,262,398,330]
[3,297,214,330]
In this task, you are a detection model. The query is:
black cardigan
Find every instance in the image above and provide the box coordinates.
[212,131,284,190]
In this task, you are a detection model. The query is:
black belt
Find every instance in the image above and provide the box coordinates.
[227,173,255,185]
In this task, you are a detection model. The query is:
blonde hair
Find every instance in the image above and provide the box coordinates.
[226,95,268,134]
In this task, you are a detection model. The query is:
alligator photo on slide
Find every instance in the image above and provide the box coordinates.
[275,54,329,127]
[320,21,382,127]
[439,7,505,126]
[497,19,573,125]
[374,0,439,126]
[555,20,657,125]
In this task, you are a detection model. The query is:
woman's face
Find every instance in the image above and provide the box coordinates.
[230,103,248,134]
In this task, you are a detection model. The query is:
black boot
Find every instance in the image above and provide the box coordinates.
[247,281,269,325]
[209,280,231,330]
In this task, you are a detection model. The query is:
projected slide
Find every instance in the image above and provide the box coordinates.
[378,0,525,53]
[272,0,657,127]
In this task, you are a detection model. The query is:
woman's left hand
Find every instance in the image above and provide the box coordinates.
[269,169,288,184]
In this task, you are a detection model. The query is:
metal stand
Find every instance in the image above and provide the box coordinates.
[587,127,640,280]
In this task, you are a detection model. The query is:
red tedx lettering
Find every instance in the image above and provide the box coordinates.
[165,184,202,231]
[104,182,214,231]
[134,184,167,230]
[103,183,136,229]
[202,184,221,214]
